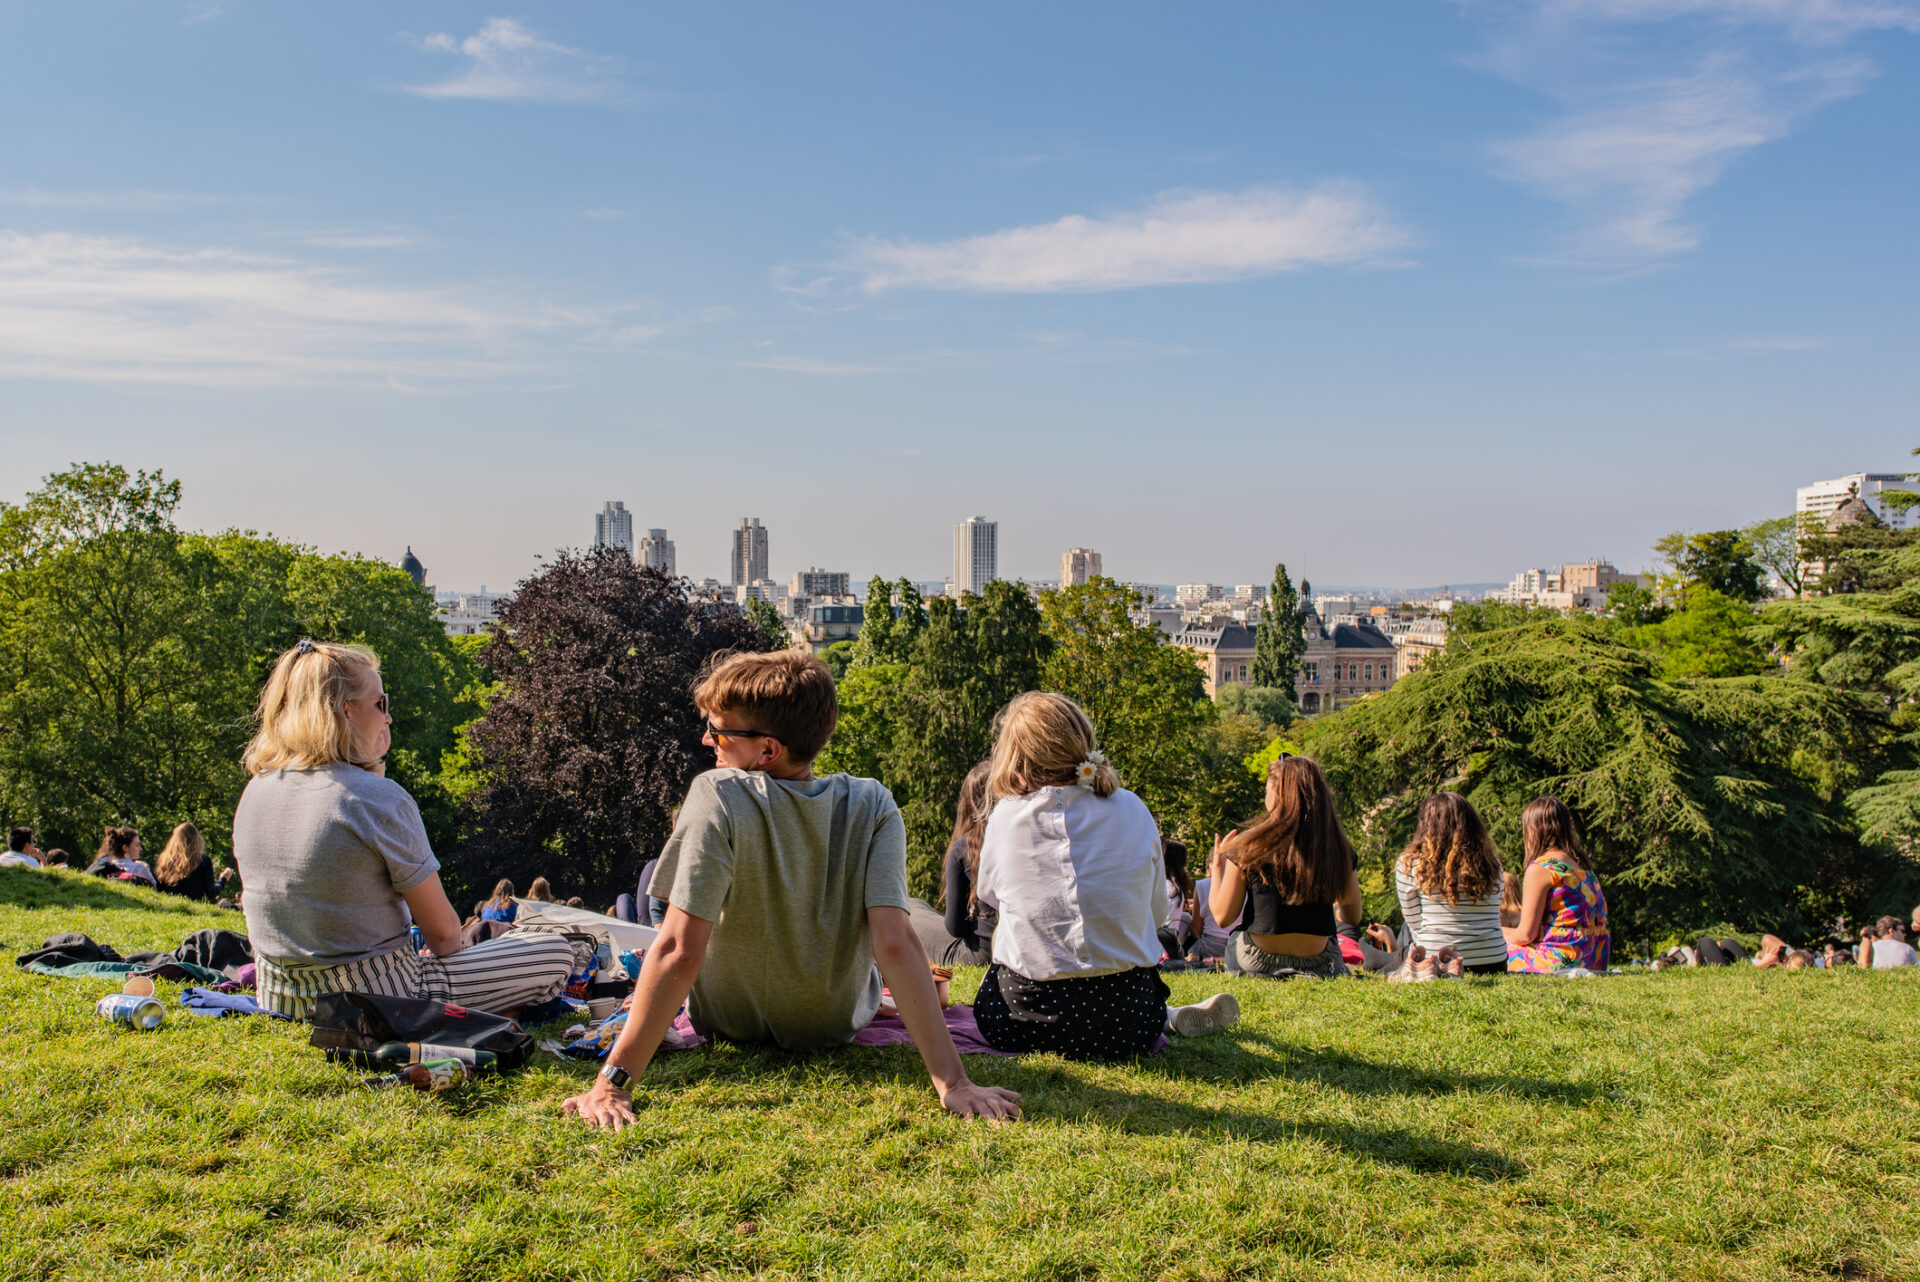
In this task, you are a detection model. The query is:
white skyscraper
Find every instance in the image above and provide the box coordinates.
[953,516,998,596]
[594,501,635,559]
[639,528,677,577]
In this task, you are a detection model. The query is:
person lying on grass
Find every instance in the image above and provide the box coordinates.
[563,650,1021,1129]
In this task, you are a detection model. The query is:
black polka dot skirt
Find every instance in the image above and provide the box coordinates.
[973,963,1170,1060]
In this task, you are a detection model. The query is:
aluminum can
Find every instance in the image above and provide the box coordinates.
[97,993,165,1031]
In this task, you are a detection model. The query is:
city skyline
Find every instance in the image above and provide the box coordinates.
[1,6,1914,589]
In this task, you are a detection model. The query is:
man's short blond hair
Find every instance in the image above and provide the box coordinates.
[694,650,838,764]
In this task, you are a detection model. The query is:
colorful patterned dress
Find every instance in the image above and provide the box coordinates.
[1506,854,1610,973]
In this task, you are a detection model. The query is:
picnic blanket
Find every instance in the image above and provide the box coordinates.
[16,930,245,985]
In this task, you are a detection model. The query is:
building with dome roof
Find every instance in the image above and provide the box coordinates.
[400,547,427,589]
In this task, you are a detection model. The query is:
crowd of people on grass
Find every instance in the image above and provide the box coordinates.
[3,634,1913,1126]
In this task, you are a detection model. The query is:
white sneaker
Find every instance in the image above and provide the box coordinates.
[1169,992,1240,1038]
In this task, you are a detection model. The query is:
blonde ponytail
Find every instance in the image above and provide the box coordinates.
[988,692,1121,800]
[243,639,382,774]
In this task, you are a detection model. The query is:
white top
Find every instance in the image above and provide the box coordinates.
[977,785,1169,981]
[1395,867,1507,968]
[1192,876,1233,947]
[0,851,40,869]
[1869,939,1919,969]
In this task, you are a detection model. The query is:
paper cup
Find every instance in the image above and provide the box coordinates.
[122,975,156,997]
[587,997,619,1021]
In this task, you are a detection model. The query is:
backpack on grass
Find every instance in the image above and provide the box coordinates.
[307,991,533,1069]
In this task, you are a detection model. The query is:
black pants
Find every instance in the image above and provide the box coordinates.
[973,964,1169,1060]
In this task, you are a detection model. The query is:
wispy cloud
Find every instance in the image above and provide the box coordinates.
[1726,334,1829,349]
[1474,1,1919,264]
[829,184,1410,294]
[0,230,627,387]
[0,185,224,212]
[405,18,639,105]
[298,228,427,250]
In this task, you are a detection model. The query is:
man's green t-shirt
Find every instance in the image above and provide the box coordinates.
[654,768,911,1048]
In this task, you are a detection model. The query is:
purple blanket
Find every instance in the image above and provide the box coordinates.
[672,1003,1164,1057]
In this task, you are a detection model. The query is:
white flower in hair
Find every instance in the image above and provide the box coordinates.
[1076,749,1107,788]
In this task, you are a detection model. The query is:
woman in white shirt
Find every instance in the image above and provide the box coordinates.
[1392,793,1509,974]
[973,693,1239,1058]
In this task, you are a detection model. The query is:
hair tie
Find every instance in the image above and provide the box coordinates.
[294,638,316,656]
[1075,749,1108,789]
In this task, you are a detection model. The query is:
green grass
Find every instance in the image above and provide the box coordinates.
[2,866,1917,1282]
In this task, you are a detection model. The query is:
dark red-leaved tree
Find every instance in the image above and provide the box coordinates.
[451,547,772,902]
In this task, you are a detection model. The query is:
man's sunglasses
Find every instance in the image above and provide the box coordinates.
[706,723,773,746]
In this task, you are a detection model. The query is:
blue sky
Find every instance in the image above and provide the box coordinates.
[1,2,1916,591]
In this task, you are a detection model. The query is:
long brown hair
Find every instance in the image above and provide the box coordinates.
[1163,838,1195,901]
[527,876,554,902]
[487,878,516,910]
[943,760,994,910]
[1522,796,1591,871]
[154,822,206,885]
[1398,793,1501,904]
[97,826,139,862]
[1225,756,1353,905]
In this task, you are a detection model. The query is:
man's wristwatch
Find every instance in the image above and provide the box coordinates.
[598,1063,631,1091]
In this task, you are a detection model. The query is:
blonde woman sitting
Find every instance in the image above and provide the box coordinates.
[233,639,576,1020]
[973,693,1239,1059]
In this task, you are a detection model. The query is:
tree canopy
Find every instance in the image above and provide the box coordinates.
[1300,613,1879,941]
[454,548,771,902]
[0,463,478,862]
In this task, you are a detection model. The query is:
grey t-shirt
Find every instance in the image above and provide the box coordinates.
[654,768,910,1049]
[233,762,441,966]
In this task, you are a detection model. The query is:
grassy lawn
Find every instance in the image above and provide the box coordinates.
[2,866,1916,1282]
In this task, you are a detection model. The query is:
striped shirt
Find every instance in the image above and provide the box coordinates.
[1395,867,1507,968]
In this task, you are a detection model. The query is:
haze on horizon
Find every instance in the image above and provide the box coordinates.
[1,3,1916,592]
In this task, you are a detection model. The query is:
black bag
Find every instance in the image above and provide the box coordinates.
[308,992,533,1069]
[175,928,255,980]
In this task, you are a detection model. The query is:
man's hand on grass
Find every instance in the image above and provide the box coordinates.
[938,1080,1022,1121]
[562,1081,637,1131]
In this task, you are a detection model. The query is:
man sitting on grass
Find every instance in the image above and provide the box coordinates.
[1,827,42,869]
[563,650,1022,1128]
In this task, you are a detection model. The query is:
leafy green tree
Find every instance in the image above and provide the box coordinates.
[1605,580,1668,627]
[1755,540,1920,893]
[820,639,857,682]
[1252,563,1303,691]
[1624,589,1771,679]
[1799,511,1916,596]
[743,596,788,650]
[1654,529,1769,604]
[1300,612,1878,940]
[1040,578,1214,836]
[0,463,478,862]
[818,580,1048,896]
[851,575,895,667]
[1742,515,1812,599]
[1448,599,1536,638]
[1212,684,1297,734]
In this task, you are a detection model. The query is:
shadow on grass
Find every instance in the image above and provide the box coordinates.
[544,1035,1528,1180]
[1151,1029,1609,1106]
[0,867,212,916]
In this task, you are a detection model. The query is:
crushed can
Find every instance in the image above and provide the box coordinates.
[97,992,166,1031]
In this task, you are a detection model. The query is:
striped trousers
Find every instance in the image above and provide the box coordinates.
[256,931,578,1020]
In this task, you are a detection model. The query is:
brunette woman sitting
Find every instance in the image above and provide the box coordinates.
[1210,756,1363,979]
[936,761,997,967]
[153,822,219,902]
[1393,793,1509,975]
[1504,797,1610,973]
